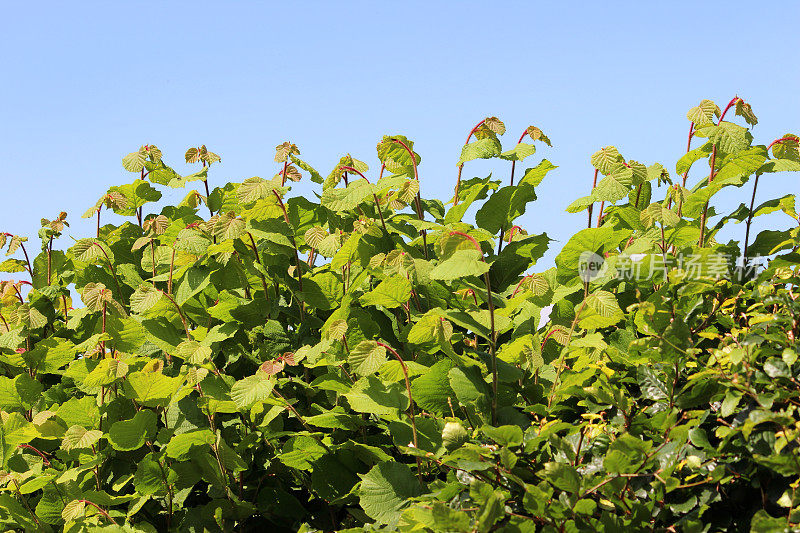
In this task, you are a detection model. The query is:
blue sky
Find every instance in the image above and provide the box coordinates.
[1,2,798,269]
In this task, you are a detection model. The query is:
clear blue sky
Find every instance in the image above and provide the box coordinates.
[1,2,798,268]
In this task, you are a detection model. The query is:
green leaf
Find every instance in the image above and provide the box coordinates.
[714,146,768,183]
[321,179,373,212]
[444,175,499,224]
[83,357,129,388]
[519,159,557,187]
[0,374,43,412]
[590,146,623,174]
[62,499,86,522]
[410,360,456,416]
[543,462,580,493]
[0,258,27,273]
[407,310,452,345]
[577,290,624,329]
[482,425,523,447]
[348,340,388,376]
[290,154,324,183]
[130,284,163,313]
[344,376,408,415]
[108,410,156,451]
[72,238,114,264]
[676,141,713,175]
[497,334,543,370]
[22,338,76,374]
[429,249,489,281]
[61,425,103,451]
[458,137,502,165]
[686,99,720,125]
[230,373,274,410]
[122,371,184,408]
[499,142,536,162]
[236,176,273,204]
[603,434,648,474]
[359,462,423,526]
[566,195,595,214]
[592,166,634,202]
[695,121,751,153]
[475,184,537,234]
[278,435,327,470]
[360,275,412,308]
[122,148,147,172]
[303,271,345,310]
[212,212,246,241]
[176,267,211,306]
[640,203,680,227]
[134,454,171,496]
[555,227,624,280]
[165,429,215,459]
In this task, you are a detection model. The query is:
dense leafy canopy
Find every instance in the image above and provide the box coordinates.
[0,100,799,532]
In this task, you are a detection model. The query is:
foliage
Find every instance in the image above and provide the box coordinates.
[0,100,799,532]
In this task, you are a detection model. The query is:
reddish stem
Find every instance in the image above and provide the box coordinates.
[92,242,123,300]
[767,135,800,152]
[512,274,533,297]
[596,201,605,227]
[718,96,740,124]
[508,130,529,189]
[449,231,483,256]
[677,122,695,217]
[12,284,25,303]
[16,242,33,280]
[507,225,522,242]
[699,96,742,247]
[377,341,424,483]
[454,119,487,205]
[77,500,118,525]
[17,443,51,466]
[340,166,388,232]
[388,138,428,258]
[449,230,498,424]
[160,290,191,339]
[681,122,695,188]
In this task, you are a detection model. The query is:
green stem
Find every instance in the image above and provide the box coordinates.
[273,190,305,319]
[742,173,761,262]
[46,236,53,285]
[548,301,586,407]
[247,232,271,302]
[12,480,41,528]
[587,169,599,228]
